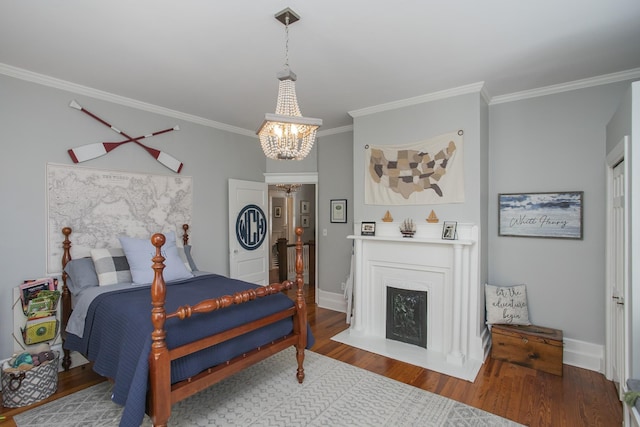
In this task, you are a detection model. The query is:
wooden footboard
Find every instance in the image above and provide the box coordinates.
[148,226,308,426]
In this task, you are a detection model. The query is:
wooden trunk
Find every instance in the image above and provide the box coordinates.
[491,324,563,376]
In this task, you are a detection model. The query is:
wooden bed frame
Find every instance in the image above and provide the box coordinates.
[60,225,308,427]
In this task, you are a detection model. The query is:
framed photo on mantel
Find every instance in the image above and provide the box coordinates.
[361,221,376,236]
[442,221,457,240]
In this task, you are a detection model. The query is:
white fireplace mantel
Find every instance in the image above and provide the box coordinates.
[332,222,488,382]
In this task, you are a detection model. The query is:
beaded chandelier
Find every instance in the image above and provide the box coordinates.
[257,8,322,161]
[276,183,301,197]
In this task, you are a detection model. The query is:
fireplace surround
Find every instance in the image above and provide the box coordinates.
[332,222,488,381]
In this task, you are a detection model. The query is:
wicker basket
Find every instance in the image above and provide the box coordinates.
[1,351,59,408]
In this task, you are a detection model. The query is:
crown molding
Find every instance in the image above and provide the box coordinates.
[490,67,640,105]
[348,82,486,118]
[318,125,353,137]
[4,60,639,135]
[0,63,256,137]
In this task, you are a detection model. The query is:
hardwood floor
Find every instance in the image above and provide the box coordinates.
[1,286,622,427]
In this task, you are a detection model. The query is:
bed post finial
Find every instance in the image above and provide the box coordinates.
[294,226,306,383]
[182,224,189,246]
[150,233,167,342]
[61,227,73,371]
[149,233,171,426]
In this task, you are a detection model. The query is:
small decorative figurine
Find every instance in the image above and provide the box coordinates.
[382,210,393,222]
[400,218,416,237]
[426,210,439,223]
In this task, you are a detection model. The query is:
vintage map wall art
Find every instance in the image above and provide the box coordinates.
[498,191,583,239]
[46,163,192,274]
[364,131,464,205]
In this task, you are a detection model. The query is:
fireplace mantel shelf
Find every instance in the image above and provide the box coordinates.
[347,235,474,246]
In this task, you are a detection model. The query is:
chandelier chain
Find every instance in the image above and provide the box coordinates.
[284,15,290,67]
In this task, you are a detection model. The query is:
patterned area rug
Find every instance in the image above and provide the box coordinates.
[14,348,521,426]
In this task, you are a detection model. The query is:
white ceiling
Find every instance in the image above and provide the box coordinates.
[2,1,640,134]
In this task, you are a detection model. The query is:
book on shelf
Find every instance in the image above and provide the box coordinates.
[21,314,59,345]
[19,278,58,316]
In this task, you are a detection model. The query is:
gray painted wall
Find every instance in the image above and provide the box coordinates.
[606,86,632,153]
[0,75,265,358]
[317,132,354,294]
[352,93,485,229]
[488,81,633,345]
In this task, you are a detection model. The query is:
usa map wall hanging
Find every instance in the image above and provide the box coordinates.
[365,130,464,205]
[67,100,184,173]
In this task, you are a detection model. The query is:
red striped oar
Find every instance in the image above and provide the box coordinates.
[67,126,179,164]
[69,100,184,173]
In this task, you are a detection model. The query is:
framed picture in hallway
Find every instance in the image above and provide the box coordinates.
[300,200,310,214]
[330,199,347,223]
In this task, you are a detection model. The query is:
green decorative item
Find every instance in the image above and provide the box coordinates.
[624,390,640,406]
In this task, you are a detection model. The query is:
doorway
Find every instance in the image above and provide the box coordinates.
[605,136,630,400]
[265,173,318,304]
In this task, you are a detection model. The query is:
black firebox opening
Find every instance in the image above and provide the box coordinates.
[386,286,427,348]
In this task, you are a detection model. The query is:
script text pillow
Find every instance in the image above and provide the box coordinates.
[91,248,132,286]
[485,283,531,325]
[119,231,193,285]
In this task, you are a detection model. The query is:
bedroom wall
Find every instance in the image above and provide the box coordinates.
[488,80,634,349]
[351,92,486,244]
[317,132,354,299]
[0,74,265,359]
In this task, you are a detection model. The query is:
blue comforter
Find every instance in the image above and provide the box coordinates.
[64,274,314,427]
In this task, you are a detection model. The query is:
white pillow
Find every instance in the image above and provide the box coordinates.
[485,283,531,325]
[119,231,193,285]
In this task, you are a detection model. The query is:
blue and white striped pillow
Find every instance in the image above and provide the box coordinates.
[90,248,132,286]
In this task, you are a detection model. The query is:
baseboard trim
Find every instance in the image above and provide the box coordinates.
[562,337,604,373]
[317,289,347,313]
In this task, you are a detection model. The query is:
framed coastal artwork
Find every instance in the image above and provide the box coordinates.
[498,191,583,239]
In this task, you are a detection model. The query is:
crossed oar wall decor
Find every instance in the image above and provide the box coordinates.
[67,100,184,173]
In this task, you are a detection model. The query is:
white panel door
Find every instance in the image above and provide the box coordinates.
[228,179,269,286]
[610,159,626,398]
